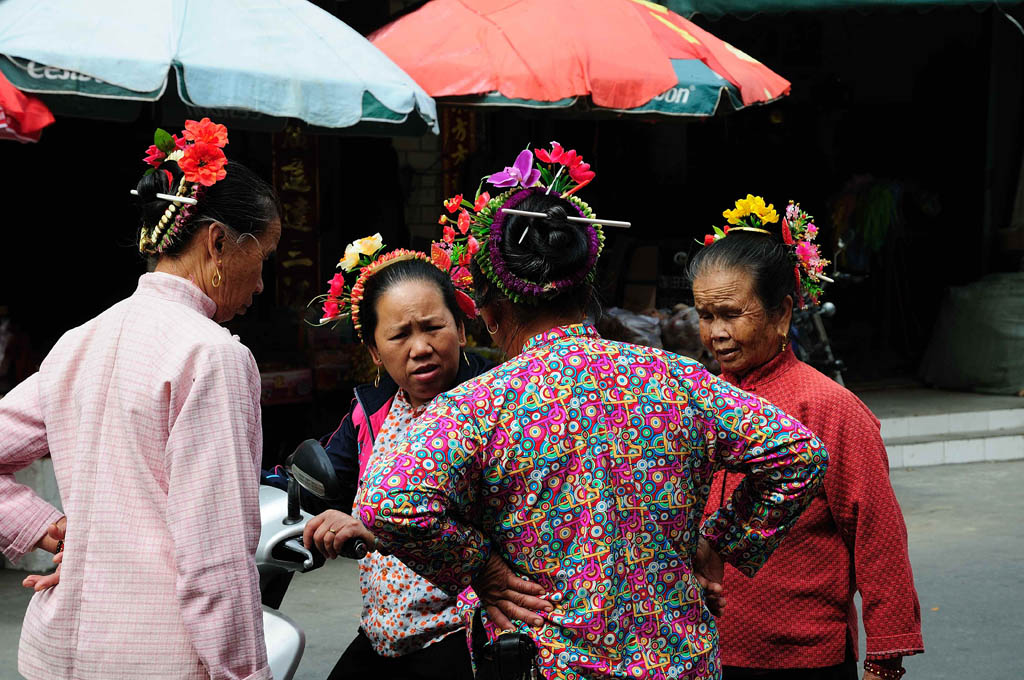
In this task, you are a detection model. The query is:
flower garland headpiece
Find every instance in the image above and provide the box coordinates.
[435,142,627,307]
[135,118,229,255]
[312,233,468,343]
[702,195,832,307]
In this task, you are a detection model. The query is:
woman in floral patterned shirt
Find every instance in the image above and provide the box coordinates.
[298,249,546,680]
[357,147,831,680]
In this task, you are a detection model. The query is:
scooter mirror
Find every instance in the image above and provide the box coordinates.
[287,439,344,501]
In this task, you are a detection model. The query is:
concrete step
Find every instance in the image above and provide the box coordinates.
[855,388,1024,469]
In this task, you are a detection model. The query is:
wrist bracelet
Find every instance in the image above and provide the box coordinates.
[864,661,906,680]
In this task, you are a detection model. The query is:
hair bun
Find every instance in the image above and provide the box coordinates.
[500,194,591,286]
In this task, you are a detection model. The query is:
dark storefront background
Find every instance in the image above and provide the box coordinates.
[2,2,1022,463]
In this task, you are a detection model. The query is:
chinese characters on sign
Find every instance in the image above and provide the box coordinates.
[273,125,320,309]
[441,107,477,198]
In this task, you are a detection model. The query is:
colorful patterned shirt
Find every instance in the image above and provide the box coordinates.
[359,324,828,680]
[356,390,465,657]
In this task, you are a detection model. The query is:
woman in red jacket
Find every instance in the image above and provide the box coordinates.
[689,199,923,680]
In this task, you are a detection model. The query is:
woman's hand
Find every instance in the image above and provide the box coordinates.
[303,509,376,559]
[22,519,66,592]
[695,537,727,616]
[473,553,553,630]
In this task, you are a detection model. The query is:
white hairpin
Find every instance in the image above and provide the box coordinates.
[130,189,198,206]
[501,207,631,229]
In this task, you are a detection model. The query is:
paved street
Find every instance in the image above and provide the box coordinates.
[1,460,1021,679]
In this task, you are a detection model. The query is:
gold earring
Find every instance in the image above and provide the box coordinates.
[486,323,499,335]
[462,351,470,366]
[211,260,223,288]
[374,366,380,388]
[780,335,788,353]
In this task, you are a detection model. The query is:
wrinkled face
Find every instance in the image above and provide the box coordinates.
[692,267,790,379]
[369,279,466,407]
[213,219,281,323]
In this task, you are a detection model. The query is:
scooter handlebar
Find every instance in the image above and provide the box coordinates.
[339,538,368,560]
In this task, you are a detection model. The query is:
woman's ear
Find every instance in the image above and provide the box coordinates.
[776,294,794,337]
[456,319,467,347]
[366,344,382,366]
[205,222,227,260]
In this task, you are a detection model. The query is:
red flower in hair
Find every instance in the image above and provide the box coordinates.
[703,234,716,247]
[473,192,491,211]
[322,297,340,320]
[443,225,456,243]
[466,235,480,256]
[173,134,187,151]
[327,273,345,297]
[535,142,567,164]
[183,118,229,148]
[143,145,166,168]
[455,290,477,318]
[781,218,795,245]
[457,209,471,234]
[431,242,452,271]
[179,142,228,186]
[451,266,472,289]
[569,160,595,184]
[445,195,463,214]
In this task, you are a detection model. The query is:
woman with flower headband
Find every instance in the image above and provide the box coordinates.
[355,145,830,680]
[691,197,923,680]
[287,235,549,679]
[1,118,281,680]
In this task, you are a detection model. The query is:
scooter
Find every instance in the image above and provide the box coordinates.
[257,440,367,680]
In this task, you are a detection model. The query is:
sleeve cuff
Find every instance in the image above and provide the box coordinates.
[3,502,62,565]
[865,632,924,659]
[239,667,273,680]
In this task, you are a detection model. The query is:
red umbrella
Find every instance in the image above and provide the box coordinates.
[0,70,54,143]
[371,0,789,111]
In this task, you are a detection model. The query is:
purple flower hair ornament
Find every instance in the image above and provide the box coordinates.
[487,149,541,189]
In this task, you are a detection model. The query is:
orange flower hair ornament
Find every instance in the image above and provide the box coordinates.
[133,118,229,255]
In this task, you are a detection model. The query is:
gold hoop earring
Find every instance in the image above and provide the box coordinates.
[486,323,499,336]
[780,335,789,353]
[211,269,222,288]
[462,351,470,366]
[374,366,380,388]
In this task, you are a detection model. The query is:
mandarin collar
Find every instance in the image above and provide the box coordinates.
[134,272,217,319]
[721,345,799,391]
[521,323,600,353]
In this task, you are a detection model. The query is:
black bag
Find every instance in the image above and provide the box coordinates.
[472,611,539,680]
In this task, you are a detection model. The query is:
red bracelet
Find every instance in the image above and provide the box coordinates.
[864,661,906,680]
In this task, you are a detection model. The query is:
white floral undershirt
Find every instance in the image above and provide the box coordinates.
[354,390,465,657]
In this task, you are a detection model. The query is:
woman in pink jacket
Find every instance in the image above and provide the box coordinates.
[0,120,281,680]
